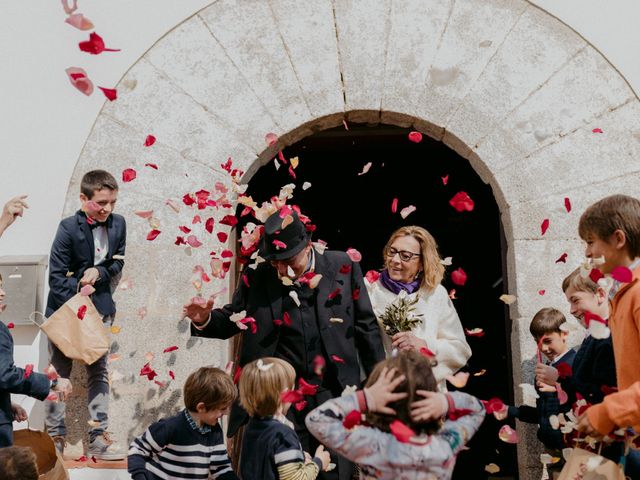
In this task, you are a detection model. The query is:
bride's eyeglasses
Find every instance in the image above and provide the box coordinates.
[385,247,421,262]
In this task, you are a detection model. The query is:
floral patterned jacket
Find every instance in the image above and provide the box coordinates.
[305,391,485,479]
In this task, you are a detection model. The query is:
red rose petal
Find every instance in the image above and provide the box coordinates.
[144,135,156,147]
[391,198,398,213]
[327,288,341,300]
[365,270,381,283]
[65,67,94,96]
[163,346,179,353]
[122,168,136,183]
[179,226,191,234]
[24,364,34,379]
[556,362,572,379]
[408,131,422,143]
[294,400,307,411]
[441,175,449,185]
[217,232,228,243]
[147,229,161,241]
[221,249,233,258]
[390,419,415,443]
[538,289,546,296]
[352,288,360,300]
[449,191,475,212]
[77,305,87,320]
[144,163,158,170]
[220,215,238,227]
[555,253,568,264]
[564,197,571,213]
[592,128,603,134]
[205,217,215,234]
[242,274,250,288]
[419,347,436,359]
[98,87,117,101]
[192,215,202,224]
[182,194,195,206]
[451,268,467,286]
[540,218,550,236]
[78,32,120,55]
[169,371,175,380]
[273,239,287,250]
[483,397,506,414]
[589,268,604,283]
[339,264,352,274]
[281,390,304,404]
[611,266,633,283]
[233,366,242,384]
[343,410,362,429]
[346,248,362,262]
[139,363,158,381]
[283,312,292,327]
[186,235,202,248]
[7,322,14,329]
[331,355,345,364]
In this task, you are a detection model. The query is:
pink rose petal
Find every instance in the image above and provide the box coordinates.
[346,248,362,262]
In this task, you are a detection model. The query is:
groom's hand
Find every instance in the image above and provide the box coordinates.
[182,296,214,325]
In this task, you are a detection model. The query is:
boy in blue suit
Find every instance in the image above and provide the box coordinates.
[45,170,126,460]
[0,196,72,447]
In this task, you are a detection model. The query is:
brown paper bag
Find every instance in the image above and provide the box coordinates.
[40,293,109,365]
[557,447,625,480]
[13,428,69,480]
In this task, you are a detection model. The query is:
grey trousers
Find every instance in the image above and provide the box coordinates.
[45,315,113,439]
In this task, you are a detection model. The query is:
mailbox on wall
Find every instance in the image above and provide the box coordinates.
[0,255,48,325]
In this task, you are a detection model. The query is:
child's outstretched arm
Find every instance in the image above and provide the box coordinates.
[127,420,169,480]
[273,429,328,480]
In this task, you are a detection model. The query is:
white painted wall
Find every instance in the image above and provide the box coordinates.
[1,0,638,427]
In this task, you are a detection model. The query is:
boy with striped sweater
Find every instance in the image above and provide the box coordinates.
[128,367,238,480]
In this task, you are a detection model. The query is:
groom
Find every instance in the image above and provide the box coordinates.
[184,209,385,479]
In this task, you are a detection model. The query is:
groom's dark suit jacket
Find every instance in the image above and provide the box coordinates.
[192,248,385,436]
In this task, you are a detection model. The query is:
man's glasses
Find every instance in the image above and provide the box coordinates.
[385,247,421,262]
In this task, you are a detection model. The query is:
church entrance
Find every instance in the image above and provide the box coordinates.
[240,122,518,478]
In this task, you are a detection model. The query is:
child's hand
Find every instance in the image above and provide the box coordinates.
[313,445,331,471]
[410,390,448,422]
[493,404,509,421]
[535,363,558,386]
[536,380,556,393]
[11,403,28,422]
[363,367,408,414]
[80,267,100,286]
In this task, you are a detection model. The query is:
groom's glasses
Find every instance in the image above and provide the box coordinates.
[386,247,421,262]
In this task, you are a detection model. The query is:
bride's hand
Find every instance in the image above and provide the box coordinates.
[391,332,427,351]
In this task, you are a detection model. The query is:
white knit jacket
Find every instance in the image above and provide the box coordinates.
[365,280,472,389]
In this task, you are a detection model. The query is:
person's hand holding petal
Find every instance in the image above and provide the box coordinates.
[182,296,214,325]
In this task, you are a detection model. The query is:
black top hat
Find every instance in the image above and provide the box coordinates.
[259,210,310,261]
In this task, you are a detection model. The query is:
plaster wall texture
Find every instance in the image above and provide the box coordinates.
[3,1,640,477]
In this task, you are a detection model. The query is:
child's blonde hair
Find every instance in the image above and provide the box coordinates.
[239,357,296,417]
[562,268,599,294]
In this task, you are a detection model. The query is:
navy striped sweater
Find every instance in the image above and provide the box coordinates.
[128,409,237,480]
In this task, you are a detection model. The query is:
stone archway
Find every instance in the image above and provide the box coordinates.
[63,1,640,478]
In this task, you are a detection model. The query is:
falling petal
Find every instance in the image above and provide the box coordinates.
[365,270,380,283]
[61,0,78,15]
[464,327,484,337]
[555,253,568,264]
[451,268,467,286]
[302,182,312,190]
[446,371,470,388]
[80,284,95,296]
[65,13,94,30]
[163,346,179,353]
[331,355,345,364]
[391,198,398,213]
[265,132,278,146]
[400,205,416,219]
[144,134,156,146]
[24,364,34,378]
[390,420,416,442]
[449,191,475,212]
[538,289,546,296]
[122,169,136,182]
[485,464,500,474]
[499,294,517,305]
[441,175,449,185]
[98,87,117,101]
[564,197,571,213]
[441,257,452,266]
[346,248,362,262]
[407,131,422,143]
[65,67,94,96]
[147,229,161,241]
[541,219,550,235]
[592,128,603,134]
[329,317,344,324]
[290,290,300,307]
[343,410,363,429]
[611,266,633,283]
[358,162,372,176]
[110,325,121,334]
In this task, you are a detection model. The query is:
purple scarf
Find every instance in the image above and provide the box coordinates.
[380,269,421,295]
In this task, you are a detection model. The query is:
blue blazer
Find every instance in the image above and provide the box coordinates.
[0,322,50,427]
[46,210,126,317]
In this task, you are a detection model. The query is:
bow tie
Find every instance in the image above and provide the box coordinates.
[88,220,107,230]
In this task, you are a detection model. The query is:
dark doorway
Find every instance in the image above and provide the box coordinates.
[240,123,518,478]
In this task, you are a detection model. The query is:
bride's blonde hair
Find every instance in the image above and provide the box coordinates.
[383,226,444,291]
